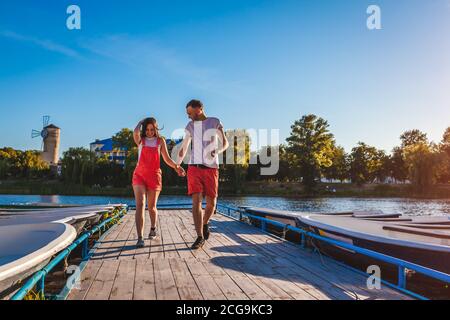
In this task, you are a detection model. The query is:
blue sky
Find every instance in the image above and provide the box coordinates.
[0,0,449,155]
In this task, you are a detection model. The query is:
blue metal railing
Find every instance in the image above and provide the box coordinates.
[215,203,450,300]
[10,205,128,300]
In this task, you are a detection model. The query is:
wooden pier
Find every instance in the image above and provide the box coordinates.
[68,209,411,300]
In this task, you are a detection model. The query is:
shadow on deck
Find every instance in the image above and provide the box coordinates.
[68,209,411,300]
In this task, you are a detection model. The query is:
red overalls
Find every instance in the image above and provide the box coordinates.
[132,138,162,191]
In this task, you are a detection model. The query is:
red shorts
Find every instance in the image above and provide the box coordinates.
[187,166,219,198]
[132,170,162,191]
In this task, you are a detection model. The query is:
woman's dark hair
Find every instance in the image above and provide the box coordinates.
[141,117,161,139]
[186,99,203,109]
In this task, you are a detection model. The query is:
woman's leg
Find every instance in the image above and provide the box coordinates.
[147,189,161,229]
[133,185,147,239]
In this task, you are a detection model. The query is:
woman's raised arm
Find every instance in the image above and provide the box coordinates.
[133,119,144,146]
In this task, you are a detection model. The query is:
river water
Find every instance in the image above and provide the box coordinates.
[1,194,449,217]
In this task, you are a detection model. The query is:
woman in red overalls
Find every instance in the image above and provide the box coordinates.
[132,117,185,248]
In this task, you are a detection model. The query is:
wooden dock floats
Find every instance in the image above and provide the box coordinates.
[68,209,411,300]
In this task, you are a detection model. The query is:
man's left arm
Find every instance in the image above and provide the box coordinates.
[216,126,229,154]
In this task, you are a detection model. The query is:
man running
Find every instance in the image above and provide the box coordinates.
[178,99,229,249]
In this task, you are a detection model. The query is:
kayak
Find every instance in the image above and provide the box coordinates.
[297,214,450,274]
[0,223,77,298]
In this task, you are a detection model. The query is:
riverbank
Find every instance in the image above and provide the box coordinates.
[0,179,449,199]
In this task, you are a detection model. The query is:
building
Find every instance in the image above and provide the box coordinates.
[90,138,127,166]
[41,124,60,167]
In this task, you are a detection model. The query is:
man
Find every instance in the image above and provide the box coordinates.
[178,99,229,249]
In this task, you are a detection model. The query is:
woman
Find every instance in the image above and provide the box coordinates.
[132,117,185,248]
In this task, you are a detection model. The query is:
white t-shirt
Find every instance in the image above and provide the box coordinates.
[184,117,223,168]
[138,137,159,160]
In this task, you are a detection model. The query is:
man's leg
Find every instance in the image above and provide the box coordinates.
[191,192,204,237]
[203,195,217,225]
[202,167,219,240]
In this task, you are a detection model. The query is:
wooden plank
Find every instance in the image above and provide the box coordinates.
[215,213,408,300]
[166,211,196,260]
[67,260,103,300]
[153,258,180,300]
[212,226,311,300]
[213,220,327,299]
[149,214,164,259]
[119,219,140,261]
[169,258,203,300]
[185,259,227,300]
[171,210,204,260]
[101,217,134,261]
[212,257,272,300]
[90,217,129,261]
[133,219,151,260]
[202,261,249,300]
[174,210,210,261]
[159,212,180,259]
[121,210,150,260]
[110,260,136,300]
[214,215,364,299]
[208,236,294,300]
[134,259,157,300]
[84,260,120,300]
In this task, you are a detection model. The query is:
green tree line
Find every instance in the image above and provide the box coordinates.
[245,115,450,193]
[1,116,449,196]
[0,148,50,179]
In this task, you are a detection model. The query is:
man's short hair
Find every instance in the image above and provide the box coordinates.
[186,99,203,109]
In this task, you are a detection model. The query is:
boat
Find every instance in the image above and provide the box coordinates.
[243,206,401,242]
[0,223,77,298]
[296,214,450,274]
[0,205,123,234]
[244,206,399,222]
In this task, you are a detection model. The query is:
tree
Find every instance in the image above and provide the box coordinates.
[221,130,251,192]
[373,150,390,183]
[61,147,94,184]
[0,147,49,179]
[403,142,440,193]
[286,114,334,191]
[389,147,408,183]
[112,128,135,152]
[441,127,450,156]
[349,142,383,185]
[400,129,428,148]
[20,150,49,178]
[322,145,349,182]
[436,127,450,183]
[275,144,297,182]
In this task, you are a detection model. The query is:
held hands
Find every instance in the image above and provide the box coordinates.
[175,165,186,177]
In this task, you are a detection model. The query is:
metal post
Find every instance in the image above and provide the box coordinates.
[398,266,407,289]
[36,276,45,300]
[261,220,267,232]
[81,238,89,260]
